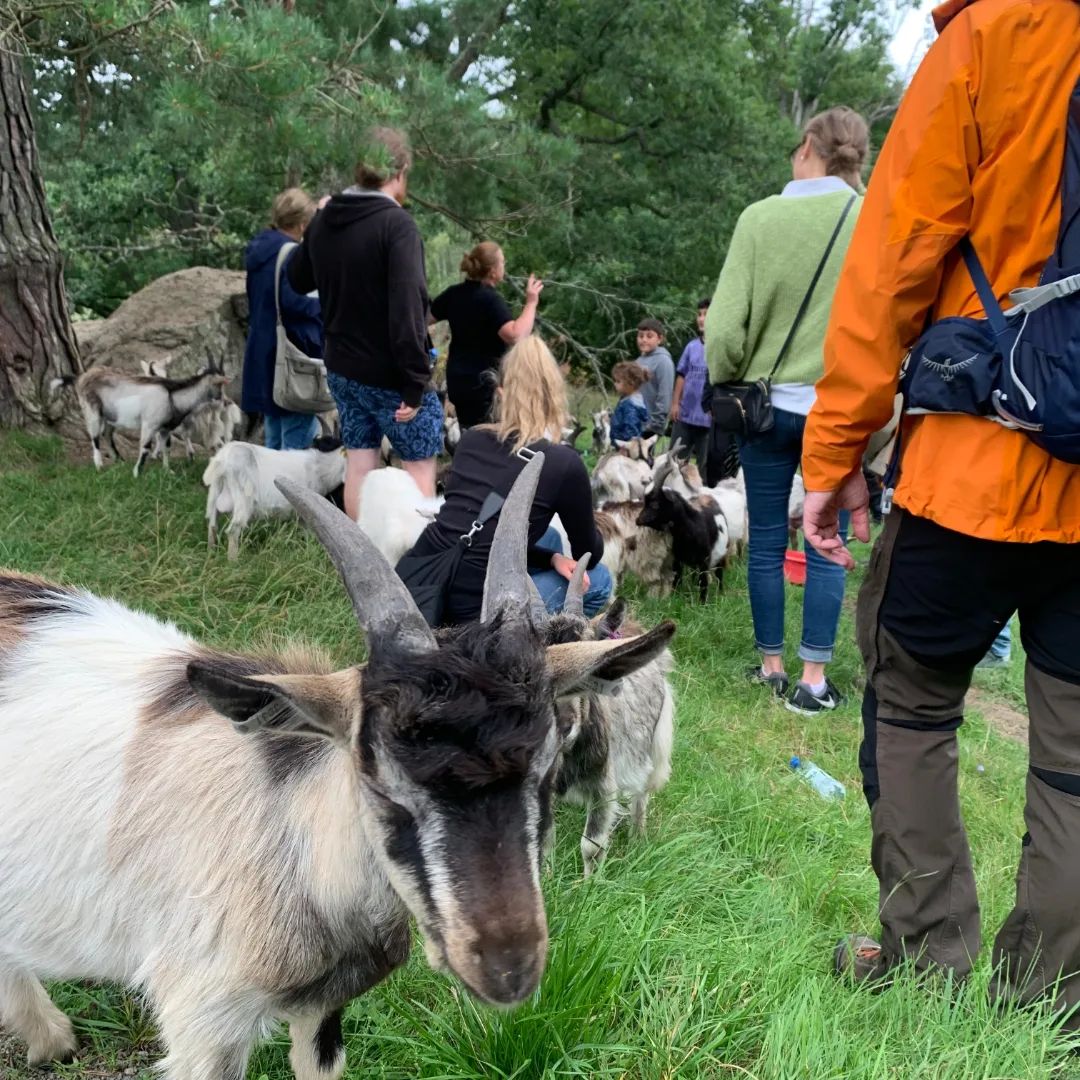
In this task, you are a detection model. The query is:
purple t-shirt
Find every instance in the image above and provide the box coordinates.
[676,338,711,428]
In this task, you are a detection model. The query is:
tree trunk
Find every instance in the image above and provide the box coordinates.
[0,45,81,428]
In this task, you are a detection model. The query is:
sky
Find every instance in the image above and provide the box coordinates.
[889,1,935,77]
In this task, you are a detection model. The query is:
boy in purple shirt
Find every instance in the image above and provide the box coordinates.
[670,298,712,468]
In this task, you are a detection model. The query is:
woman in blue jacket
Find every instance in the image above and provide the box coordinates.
[241,188,325,450]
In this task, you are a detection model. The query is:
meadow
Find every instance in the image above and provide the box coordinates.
[0,428,1073,1080]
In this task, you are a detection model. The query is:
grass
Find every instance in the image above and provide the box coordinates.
[0,428,1075,1080]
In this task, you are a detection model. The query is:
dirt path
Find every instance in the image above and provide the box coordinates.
[968,686,1028,745]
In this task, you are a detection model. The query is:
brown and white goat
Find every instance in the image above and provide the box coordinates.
[68,366,231,476]
[543,564,675,875]
[595,501,674,596]
[0,456,674,1080]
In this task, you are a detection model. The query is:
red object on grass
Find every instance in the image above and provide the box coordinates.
[784,549,806,586]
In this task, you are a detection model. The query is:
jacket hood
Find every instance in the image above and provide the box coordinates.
[319,190,401,230]
[245,228,293,272]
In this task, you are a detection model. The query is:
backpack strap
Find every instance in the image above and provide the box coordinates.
[459,444,544,547]
[766,194,857,383]
[273,242,298,330]
[959,237,1009,335]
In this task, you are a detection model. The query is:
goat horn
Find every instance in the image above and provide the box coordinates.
[527,575,549,625]
[562,552,591,618]
[481,451,546,625]
[669,437,684,460]
[275,477,437,653]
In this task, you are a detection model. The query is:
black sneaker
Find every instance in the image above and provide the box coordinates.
[745,665,789,699]
[785,678,844,715]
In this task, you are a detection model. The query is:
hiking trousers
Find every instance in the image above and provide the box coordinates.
[857,509,1080,1013]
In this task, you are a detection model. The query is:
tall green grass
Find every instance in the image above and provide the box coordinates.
[0,431,1073,1080]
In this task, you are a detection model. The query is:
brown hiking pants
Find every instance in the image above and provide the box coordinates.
[857,509,1080,1015]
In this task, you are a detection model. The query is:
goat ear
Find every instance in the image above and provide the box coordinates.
[545,620,675,697]
[186,661,360,742]
[591,597,627,638]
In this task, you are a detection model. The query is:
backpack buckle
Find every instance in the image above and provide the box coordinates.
[880,487,894,515]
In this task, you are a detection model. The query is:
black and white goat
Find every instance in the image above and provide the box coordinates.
[63,366,231,476]
[544,565,675,875]
[203,438,347,559]
[0,457,675,1079]
[636,457,729,602]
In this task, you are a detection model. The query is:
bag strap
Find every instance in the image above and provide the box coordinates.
[959,237,1009,335]
[766,194,857,383]
[273,241,298,331]
[459,444,544,547]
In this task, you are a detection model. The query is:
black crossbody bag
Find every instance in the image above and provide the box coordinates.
[395,444,543,627]
[709,195,856,439]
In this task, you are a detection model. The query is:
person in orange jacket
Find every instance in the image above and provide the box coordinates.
[801,0,1080,1015]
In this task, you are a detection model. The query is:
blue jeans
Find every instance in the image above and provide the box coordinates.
[988,622,1012,660]
[740,409,848,664]
[264,412,318,451]
[528,527,613,616]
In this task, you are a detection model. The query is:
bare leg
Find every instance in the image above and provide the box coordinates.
[0,962,78,1067]
[400,456,437,500]
[344,448,380,521]
[289,1009,346,1080]
[800,660,826,687]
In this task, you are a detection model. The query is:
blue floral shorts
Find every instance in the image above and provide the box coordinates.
[327,372,444,461]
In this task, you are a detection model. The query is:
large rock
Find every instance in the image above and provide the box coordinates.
[77,267,248,382]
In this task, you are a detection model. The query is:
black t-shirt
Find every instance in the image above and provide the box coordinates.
[407,429,604,623]
[431,281,513,376]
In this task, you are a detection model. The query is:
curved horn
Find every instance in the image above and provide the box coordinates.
[481,451,546,624]
[275,477,437,653]
[527,576,549,626]
[668,436,684,461]
[562,552,591,618]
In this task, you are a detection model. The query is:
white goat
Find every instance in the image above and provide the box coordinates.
[63,366,231,476]
[203,440,346,559]
[0,461,676,1079]
[591,436,658,507]
[356,467,444,567]
[545,575,676,876]
[591,409,611,454]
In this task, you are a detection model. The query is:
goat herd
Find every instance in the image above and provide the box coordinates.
[0,362,799,1079]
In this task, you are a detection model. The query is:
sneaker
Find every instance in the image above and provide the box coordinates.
[834,934,893,986]
[785,678,844,715]
[745,665,789,699]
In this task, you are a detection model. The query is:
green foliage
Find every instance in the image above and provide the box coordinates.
[0,428,1075,1080]
[21,0,907,373]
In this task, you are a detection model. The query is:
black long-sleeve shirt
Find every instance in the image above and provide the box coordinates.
[406,429,603,622]
[288,190,431,406]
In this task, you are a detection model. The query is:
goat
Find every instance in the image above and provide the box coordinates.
[443,414,461,457]
[63,366,231,477]
[356,466,444,566]
[636,457,729,602]
[788,471,806,548]
[595,501,674,597]
[0,458,675,1079]
[543,568,675,875]
[591,409,611,454]
[591,438,658,507]
[561,417,585,451]
[155,398,243,461]
[203,439,347,559]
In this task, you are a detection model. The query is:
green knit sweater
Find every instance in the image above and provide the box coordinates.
[705,188,861,386]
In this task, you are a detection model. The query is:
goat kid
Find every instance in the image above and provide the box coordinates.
[203,439,346,559]
[356,466,445,567]
[636,458,729,602]
[595,501,674,597]
[543,569,675,875]
[591,409,611,454]
[63,366,230,477]
[0,458,675,1080]
[591,436,658,507]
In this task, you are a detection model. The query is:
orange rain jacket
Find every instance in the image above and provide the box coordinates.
[803,0,1080,542]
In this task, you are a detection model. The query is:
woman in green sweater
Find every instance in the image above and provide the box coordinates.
[706,107,869,715]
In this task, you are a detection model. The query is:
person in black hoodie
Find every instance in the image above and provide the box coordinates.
[288,127,443,519]
[240,188,324,450]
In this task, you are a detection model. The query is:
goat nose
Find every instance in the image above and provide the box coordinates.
[474,940,544,1005]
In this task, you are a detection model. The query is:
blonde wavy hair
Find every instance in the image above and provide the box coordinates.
[482,335,569,452]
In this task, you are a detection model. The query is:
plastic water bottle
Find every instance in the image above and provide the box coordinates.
[790,756,846,800]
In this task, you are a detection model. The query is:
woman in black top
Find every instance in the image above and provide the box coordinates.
[402,335,611,625]
[430,242,544,428]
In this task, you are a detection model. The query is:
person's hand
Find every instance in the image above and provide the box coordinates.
[669,405,679,422]
[395,402,419,423]
[803,471,872,570]
[525,273,544,304]
[317,194,332,210]
[552,552,590,591]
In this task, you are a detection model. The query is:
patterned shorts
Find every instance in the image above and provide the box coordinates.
[327,372,444,461]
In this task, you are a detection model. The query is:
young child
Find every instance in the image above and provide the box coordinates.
[609,360,650,442]
[670,298,712,467]
[635,317,675,436]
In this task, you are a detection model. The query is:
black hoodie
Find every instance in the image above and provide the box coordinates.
[288,190,431,407]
